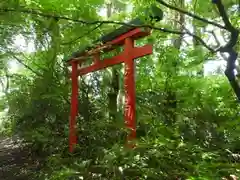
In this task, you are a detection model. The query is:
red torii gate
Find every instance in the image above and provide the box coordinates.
[67,27,153,152]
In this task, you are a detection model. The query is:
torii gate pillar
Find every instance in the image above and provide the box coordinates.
[124,38,136,144]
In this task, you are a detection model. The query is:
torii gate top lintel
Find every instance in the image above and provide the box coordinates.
[66,27,152,65]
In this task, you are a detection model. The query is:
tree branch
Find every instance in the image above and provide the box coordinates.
[206,30,229,60]
[212,0,240,101]
[213,0,239,52]
[175,20,216,52]
[0,7,136,26]
[4,70,9,94]
[213,0,236,31]
[0,7,222,52]
[156,0,227,30]
[205,30,233,66]
[0,78,5,93]
[11,55,71,105]
[10,55,43,76]
[0,8,88,24]
[61,23,103,45]
[205,30,221,48]
[155,21,215,52]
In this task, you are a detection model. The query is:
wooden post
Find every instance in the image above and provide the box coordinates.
[69,61,78,152]
[124,38,136,146]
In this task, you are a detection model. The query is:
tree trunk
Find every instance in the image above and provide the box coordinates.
[106,1,120,120]
[193,25,204,76]
[163,0,185,125]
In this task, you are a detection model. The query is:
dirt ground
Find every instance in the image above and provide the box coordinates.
[0,136,42,180]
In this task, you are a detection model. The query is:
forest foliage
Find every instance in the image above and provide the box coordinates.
[0,0,240,179]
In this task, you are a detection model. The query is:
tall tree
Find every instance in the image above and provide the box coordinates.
[105,0,127,120]
[163,0,185,125]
